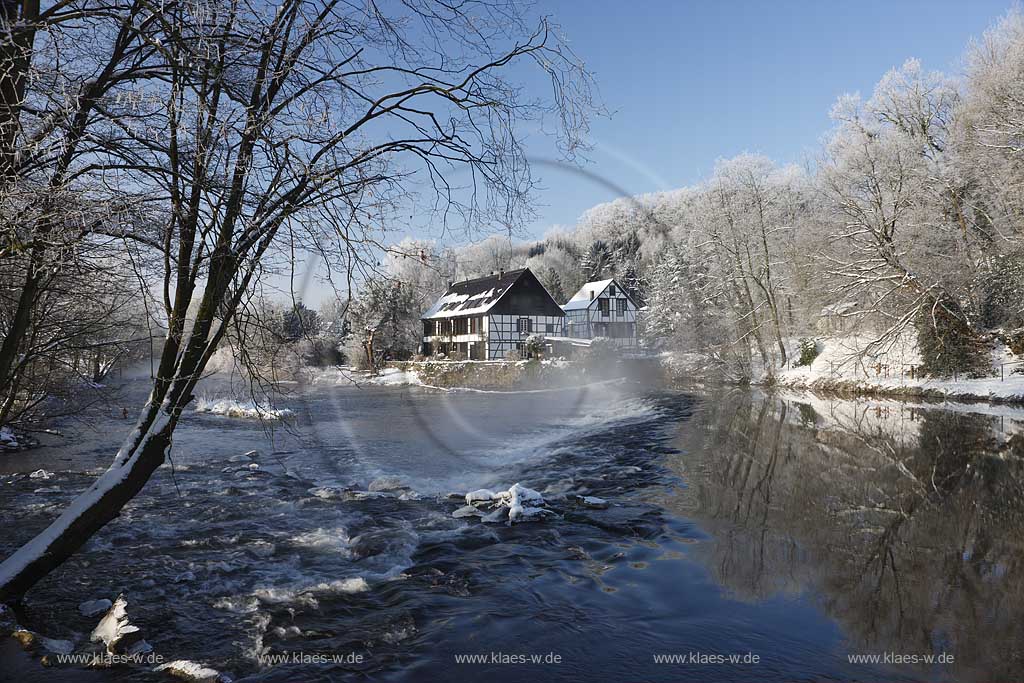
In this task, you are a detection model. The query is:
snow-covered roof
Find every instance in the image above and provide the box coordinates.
[422,269,526,320]
[561,279,615,311]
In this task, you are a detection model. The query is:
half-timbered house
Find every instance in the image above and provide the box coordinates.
[561,278,639,347]
[421,268,565,360]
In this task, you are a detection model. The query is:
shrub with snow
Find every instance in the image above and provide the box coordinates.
[796,338,820,367]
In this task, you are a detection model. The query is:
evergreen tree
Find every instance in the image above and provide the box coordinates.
[915,297,990,377]
[580,240,613,281]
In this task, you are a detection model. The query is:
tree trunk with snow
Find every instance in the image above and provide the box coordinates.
[0,0,592,601]
[0,405,174,601]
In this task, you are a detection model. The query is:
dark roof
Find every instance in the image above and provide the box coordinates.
[421,268,527,319]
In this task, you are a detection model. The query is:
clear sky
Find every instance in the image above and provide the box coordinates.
[518,0,1017,238]
[289,0,1017,306]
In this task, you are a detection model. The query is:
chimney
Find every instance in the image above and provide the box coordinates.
[447,280,453,288]
[498,268,504,279]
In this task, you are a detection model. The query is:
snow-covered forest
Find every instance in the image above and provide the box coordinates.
[346,9,1024,382]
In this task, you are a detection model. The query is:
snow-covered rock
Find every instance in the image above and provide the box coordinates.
[79,598,113,617]
[578,495,609,509]
[504,483,548,522]
[464,488,495,504]
[90,594,141,653]
[154,660,226,682]
[453,483,555,524]
[480,506,510,524]
[28,469,52,479]
[452,504,484,518]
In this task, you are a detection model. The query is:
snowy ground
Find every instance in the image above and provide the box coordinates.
[772,333,1024,403]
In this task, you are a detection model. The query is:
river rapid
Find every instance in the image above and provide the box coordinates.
[1,373,1022,682]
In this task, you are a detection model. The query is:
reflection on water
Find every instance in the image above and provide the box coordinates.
[665,388,1024,681]
[3,378,1024,682]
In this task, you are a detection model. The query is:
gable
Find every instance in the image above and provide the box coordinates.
[563,278,638,311]
[487,269,566,317]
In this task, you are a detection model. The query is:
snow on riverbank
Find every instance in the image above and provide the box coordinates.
[772,334,1024,403]
[311,366,423,387]
[194,397,294,420]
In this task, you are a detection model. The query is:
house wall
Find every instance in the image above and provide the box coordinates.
[421,315,487,359]
[563,285,638,347]
[486,314,564,360]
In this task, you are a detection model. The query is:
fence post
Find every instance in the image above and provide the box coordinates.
[1002,364,1005,382]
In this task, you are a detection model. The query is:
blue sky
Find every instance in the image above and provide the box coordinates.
[517,0,1016,238]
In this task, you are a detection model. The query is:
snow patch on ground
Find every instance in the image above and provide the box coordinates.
[772,333,1024,403]
[194,397,293,420]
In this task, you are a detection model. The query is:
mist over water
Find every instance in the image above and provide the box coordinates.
[1,376,1022,682]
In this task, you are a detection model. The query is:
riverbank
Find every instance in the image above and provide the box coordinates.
[769,366,1024,404]
[663,332,1024,405]
[770,333,1024,404]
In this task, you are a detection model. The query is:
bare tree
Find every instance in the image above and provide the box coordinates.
[0,0,593,600]
[0,0,167,426]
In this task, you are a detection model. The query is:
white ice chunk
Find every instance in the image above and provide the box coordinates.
[464,489,495,505]
[79,598,113,617]
[154,660,222,682]
[90,595,140,651]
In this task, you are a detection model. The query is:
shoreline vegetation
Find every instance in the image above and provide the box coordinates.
[355,339,1024,407]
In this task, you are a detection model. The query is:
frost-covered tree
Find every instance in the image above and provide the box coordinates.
[822,62,988,374]
[0,0,595,600]
[580,239,613,281]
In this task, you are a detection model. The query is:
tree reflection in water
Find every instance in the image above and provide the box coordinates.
[666,388,1024,681]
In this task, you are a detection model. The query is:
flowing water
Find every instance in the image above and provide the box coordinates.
[2,374,1023,682]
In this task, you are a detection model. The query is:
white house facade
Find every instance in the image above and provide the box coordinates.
[421,268,565,360]
[561,278,639,347]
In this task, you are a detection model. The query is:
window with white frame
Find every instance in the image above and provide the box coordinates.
[617,298,627,314]
[517,317,532,334]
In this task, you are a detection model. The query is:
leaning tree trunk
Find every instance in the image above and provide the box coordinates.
[0,403,175,601]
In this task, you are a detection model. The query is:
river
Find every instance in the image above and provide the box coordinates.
[1,373,1022,682]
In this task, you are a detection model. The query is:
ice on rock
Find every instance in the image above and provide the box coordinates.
[90,594,141,652]
[452,504,484,518]
[79,598,113,617]
[456,483,553,524]
[154,660,225,682]
[481,506,510,524]
[38,636,75,655]
[579,496,609,509]
[28,469,52,479]
[464,489,495,505]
